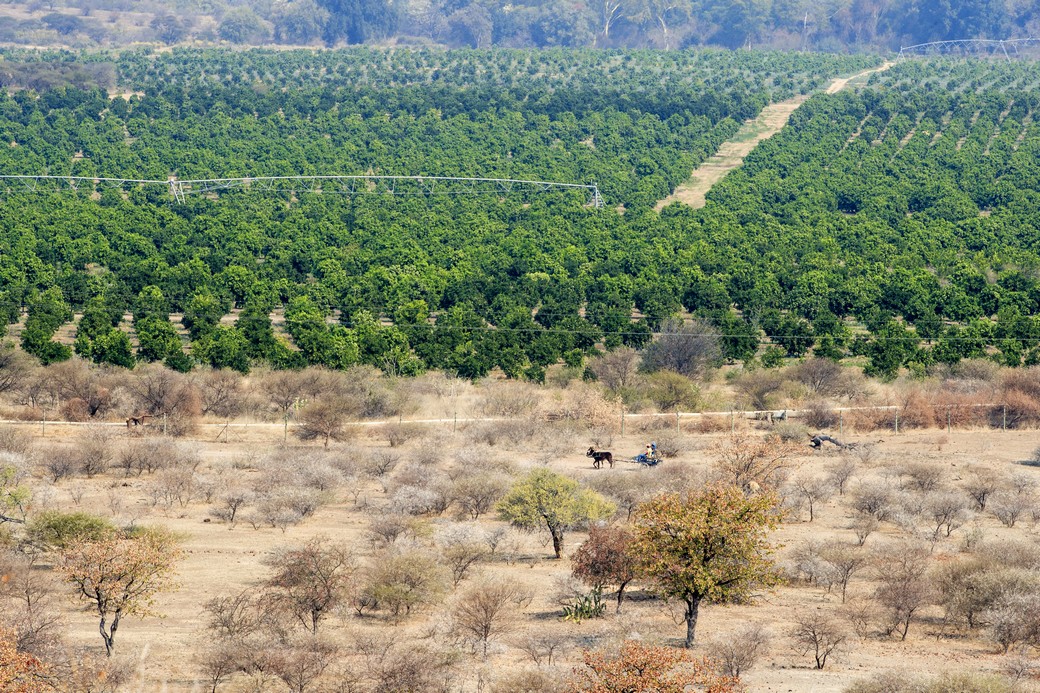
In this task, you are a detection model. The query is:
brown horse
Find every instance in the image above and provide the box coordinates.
[586,447,614,469]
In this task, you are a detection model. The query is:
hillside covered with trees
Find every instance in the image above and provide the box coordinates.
[0,0,1036,53]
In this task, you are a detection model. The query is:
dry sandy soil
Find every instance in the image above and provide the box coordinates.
[6,408,1040,692]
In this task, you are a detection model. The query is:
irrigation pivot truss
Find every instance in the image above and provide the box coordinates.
[0,174,603,207]
[899,37,1040,61]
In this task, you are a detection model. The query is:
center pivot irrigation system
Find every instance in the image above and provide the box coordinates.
[0,174,604,207]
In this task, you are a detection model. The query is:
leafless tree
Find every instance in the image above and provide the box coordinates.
[790,612,847,669]
[450,578,532,658]
[707,622,770,677]
[0,345,31,395]
[587,347,640,392]
[988,593,1040,653]
[451,473,510,520]
[924,490,969,539]
[852,481,895,521]
[964,468,1002,511]
[640,318,722,378]
[711,436,802,492]
[0,551,65,658]
[792,475,834,522]
[990,491,1033,528]
[827,457,858,496]
[851,515,879,547]
[437,524,488,586]
[585,472,657,521]
[790,358,845,396]
[263,536,356,634]
[267,635,339,693]
[511,631,571,667]
[197,368,245,419]
[873,541,933,640]
[295,397,360,448]
[210,488,253,526]
[819,541,868,603]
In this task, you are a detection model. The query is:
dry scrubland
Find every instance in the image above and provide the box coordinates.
[3,358,1040,691]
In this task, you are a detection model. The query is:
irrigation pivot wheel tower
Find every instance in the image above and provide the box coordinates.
[0,174,603,207]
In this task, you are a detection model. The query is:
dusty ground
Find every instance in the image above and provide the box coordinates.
[7,412,1039,692]
[656,62,894,212]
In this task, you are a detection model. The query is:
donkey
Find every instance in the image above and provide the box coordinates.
[586,447,614,469]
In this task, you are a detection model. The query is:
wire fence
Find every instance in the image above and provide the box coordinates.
[0,401,1019,443]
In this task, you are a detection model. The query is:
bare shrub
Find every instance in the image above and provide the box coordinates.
[437,524,488,586]
[466,420,539,448]
[828,457,858,495]
[449,578,532,657]
[788,540,828,586]
[897,390,937,429]
[640,318,721,379]
[0,426,34,457]
[898,461,944,492]
[803,400,838,429]
[116,439,176,476]
[210,488,253,526]
[990,492,1033,528]
[706,622,770,678]
[772,421,808,443]
[852,480,895,521]
[934,558,1038,631]
[363,450,400,478]
[126,363,201,435]
[584,472,657,521]
[148,467,201,510]
[511,632,571,667]
[791,474,834,522]
[383,423,422,448]
[987,593,1040,653]
[492,667,567,693]
[819,541,869,603]
[295,397,360,448]
[451,473,510,520]
[351,634,458,693]
[925,489,970,539]
[652,432,685,458]
[42,447,76,482]
[711,435,802,492]
[790,612,847,669]
[843,599,878,639]
[964,468,1002,511]
[367,513,425,546]
[873,541,933,640]
[587,347,640,393]
[693,415,729,433]
[196,368,245,419]
[734,370,786,411]
[477,382,541,417]
[851,515,879,547]
[74,428,113,478]
[263,536,356,634]
[387,484,449,516]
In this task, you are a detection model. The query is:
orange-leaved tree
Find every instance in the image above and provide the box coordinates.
[0,627,49,693]
[58,526,182,656]
[632,486,782,647]
[567,640,742,693]
[571,524,638,613]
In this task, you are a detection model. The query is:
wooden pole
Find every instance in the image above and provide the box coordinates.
[676,412,680,433]
[947,408,951,434]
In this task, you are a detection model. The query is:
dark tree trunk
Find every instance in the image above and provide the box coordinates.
[550,524,564,559]
[684,594,701,647]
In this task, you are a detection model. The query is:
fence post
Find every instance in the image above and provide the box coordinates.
[894,410,899,434]
[947,408,951,434]
[676,411,680,433]
[453,411,458,434]
[1003,405,1007,431]
[730,410,735,434]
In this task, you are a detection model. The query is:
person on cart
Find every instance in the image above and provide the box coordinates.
[635,442,659,466]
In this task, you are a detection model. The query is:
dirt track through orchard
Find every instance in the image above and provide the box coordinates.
[655,61,894,211]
